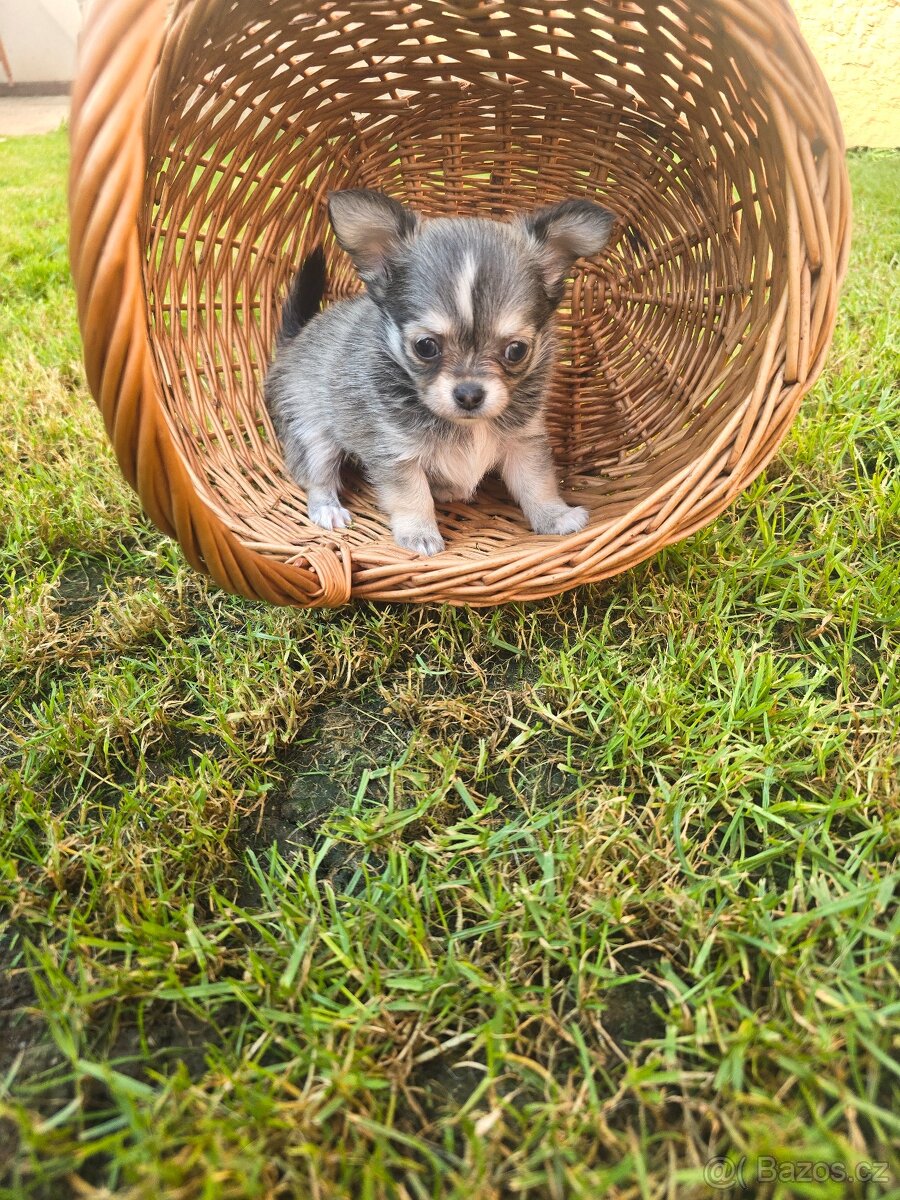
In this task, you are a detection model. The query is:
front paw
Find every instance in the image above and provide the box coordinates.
[394,523,446,556]
[530,503,589,536]
[309,499,353,530]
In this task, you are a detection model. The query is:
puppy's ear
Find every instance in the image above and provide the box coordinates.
[520,199,616,302]
[328,189,418,291]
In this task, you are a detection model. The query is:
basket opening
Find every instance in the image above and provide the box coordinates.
[140,0,785,560]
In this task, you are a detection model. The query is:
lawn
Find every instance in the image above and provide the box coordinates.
[0,130,897,1199]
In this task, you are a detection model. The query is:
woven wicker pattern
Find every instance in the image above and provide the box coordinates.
[69,0,850,606]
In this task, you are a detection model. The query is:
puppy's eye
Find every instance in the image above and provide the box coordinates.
[504,340,529,364]
[414,336,441,361]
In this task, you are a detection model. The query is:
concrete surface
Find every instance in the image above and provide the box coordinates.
[0,94,69,136]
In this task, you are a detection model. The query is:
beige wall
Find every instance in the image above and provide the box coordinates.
[792,0,899,147]
[0,0,82,85]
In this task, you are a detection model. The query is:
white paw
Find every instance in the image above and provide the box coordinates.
[395,527,446,556]
[531,503,589,536]
[309,499,353,531]
[432,484,474,504]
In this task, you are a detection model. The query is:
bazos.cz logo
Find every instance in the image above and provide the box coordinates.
[702,1155,890,1189]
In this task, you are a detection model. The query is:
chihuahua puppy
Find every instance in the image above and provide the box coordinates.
[265,190,615,555]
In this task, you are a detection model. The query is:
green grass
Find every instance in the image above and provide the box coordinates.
[1,130,898,1199]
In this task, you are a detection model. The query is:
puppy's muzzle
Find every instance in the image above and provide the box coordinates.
[452,381,486,412]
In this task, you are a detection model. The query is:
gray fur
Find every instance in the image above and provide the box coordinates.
[265,190,615,555]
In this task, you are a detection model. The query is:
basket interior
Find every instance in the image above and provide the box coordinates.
[141,0,786,563]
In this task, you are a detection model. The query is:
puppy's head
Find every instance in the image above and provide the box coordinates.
[328,189,615,425]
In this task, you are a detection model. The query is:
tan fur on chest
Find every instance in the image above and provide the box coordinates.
[421,425,503,499]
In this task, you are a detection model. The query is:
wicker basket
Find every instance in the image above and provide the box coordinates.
[68,0,850,607]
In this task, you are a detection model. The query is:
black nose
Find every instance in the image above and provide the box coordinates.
[452,382,486,411]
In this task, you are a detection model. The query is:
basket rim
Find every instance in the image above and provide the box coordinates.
[68,0,852,607]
